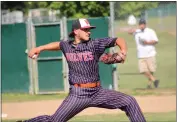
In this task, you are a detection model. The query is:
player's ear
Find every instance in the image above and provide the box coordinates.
[73,29,79,36]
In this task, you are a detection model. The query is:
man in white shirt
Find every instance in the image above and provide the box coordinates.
[128,19,159,89]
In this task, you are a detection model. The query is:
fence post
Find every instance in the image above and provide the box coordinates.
[110,2,118,91]
[62,17,69,93]
[26,18,34,94]
[158,9,163,31]
[31,20,39,94]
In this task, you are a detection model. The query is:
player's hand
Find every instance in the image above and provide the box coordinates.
[142,40,149,45]
[120,50,127,57]
[28,47,42,59]
[119,50,127,63]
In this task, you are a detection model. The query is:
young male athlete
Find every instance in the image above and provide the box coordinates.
[24,18,146,122]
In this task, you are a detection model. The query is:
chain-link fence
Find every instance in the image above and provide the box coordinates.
[1,10,26,24]
[1,8,61,25]
[145,3,176,33]
[114,2,176,35]
[28,8,61,24]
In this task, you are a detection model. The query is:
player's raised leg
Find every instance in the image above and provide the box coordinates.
[90,88,146,122]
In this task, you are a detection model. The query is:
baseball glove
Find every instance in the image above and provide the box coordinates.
[99,53,125,64]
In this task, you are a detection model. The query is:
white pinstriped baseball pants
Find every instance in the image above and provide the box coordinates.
[25,86,146,122]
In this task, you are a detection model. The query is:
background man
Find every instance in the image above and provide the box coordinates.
[128,19,159,89]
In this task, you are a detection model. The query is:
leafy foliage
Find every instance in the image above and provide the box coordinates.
[1,1,162,18]
[115,2,159,19]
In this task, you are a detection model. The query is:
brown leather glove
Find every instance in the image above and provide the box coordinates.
[99,53,125,64]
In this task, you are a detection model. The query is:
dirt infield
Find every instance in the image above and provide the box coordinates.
[2,95,176,120]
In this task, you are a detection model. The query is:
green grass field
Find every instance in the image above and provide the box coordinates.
[2,112,176,122]
[70,112,176,122]
[2,93,68,102]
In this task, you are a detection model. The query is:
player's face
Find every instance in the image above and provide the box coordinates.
[78,28,91,41]
[139,24,146,30]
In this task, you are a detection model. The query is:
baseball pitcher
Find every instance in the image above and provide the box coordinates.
[18,18,146,122]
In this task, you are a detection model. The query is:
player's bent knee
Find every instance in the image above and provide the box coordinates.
[125,95,138,105]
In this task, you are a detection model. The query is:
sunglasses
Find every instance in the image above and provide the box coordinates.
[80,28,91,32]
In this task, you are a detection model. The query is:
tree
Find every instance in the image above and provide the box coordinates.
[48,1,110,18]
[115,2,159,19]
[1,1,50,15]
[1,1,26,11]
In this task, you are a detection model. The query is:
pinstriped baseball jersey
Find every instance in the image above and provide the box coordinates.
[60,37,117,85]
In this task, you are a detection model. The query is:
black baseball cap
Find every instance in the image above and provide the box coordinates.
[69,18,96,37]
[139,19,146,25]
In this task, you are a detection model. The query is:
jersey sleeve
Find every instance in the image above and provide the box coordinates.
[93,37,117,57]
[59,40,65,53]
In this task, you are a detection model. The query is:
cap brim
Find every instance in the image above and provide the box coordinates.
[69,26,96,37]
[81,26,96,29]
[139,22,146,25]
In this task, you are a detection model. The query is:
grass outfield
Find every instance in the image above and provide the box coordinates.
[70,112,176,122]
[2,112,176,122]
[2,93,68,102]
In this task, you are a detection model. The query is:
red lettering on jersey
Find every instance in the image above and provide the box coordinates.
[88,52,94,60]
[83,53,88,61]
[74,53,79,61]
[77,53,83,61]
[65,52,93,62]
[66,53,70,61]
